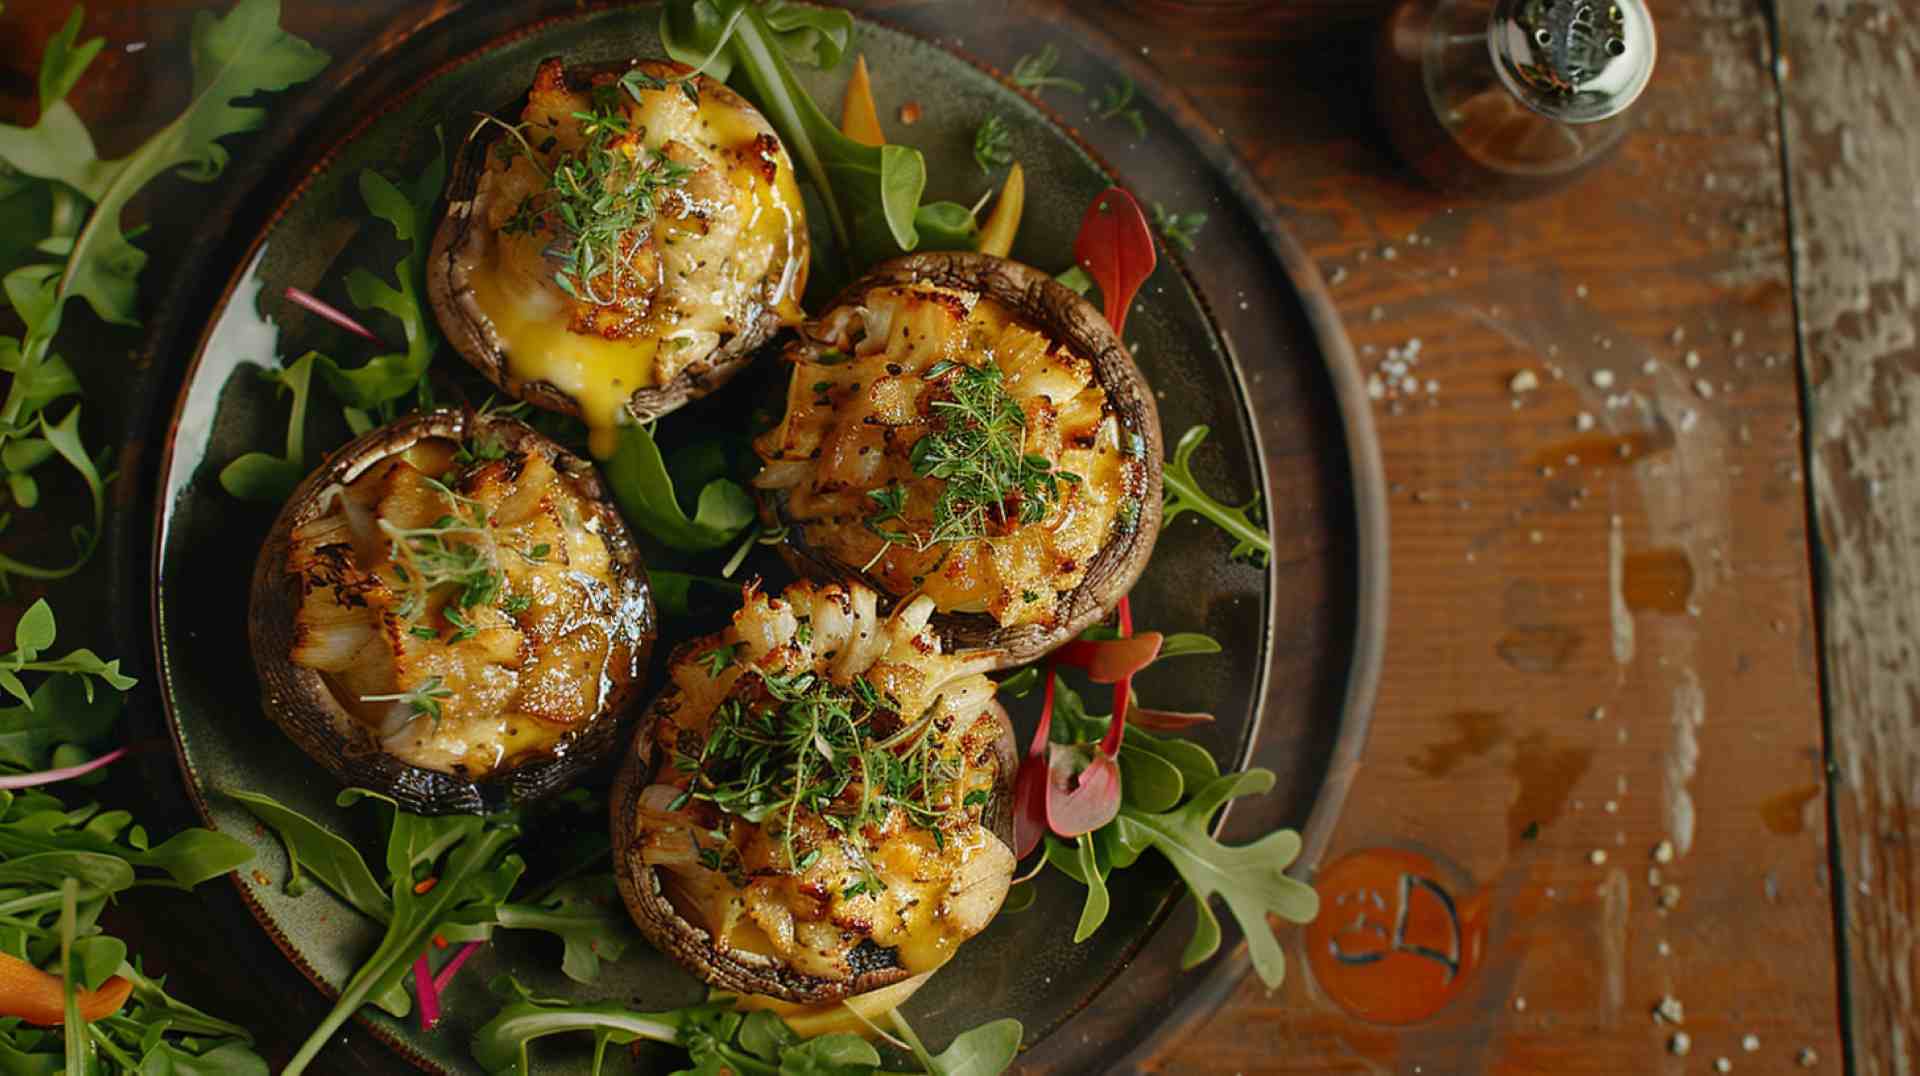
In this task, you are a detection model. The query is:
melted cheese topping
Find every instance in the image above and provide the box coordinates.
[754,282,1142,628]
[631,581,1013,987]
[284,430,647,777]
[459,60,807,457]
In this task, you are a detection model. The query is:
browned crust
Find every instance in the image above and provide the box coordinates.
[608,650,1019,1003]
[760,252,1165,669]
[247,410,657,814]
[424,58,805,424]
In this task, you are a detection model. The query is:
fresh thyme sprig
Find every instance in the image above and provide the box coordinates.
[379,481,502,618]
[1095,78,1147,139]
[972,115,1013,175]
[1009,44,1083,95]
[494,82,696,307]
[360,675,453,723]
[1150,201,1209,253]
[673,668,969,886]
[867,361,1078,550]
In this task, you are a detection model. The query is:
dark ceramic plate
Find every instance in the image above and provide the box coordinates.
[145,3,1384,1073]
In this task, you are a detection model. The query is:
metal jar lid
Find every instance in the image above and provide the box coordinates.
[1489,0,1657,123]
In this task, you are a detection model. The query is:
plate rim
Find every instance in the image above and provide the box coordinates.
[141,3,1387,1072]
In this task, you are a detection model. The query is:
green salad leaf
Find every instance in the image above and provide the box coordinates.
[0,0,328,338]
[661,0,928,263]
[0,789,251,889]
[283,791,524,1075]
[652,568,739,617]
[218,351,318,503]
[885,1009,1022,1076]
[493,874,635,984]
[1108,770,1318,988]
[602,422,755,551]
[316,134,446,410]
[231,788,389,917]
[1161,425,1272,565]
[0,0,326,584]
[472,979,1021,1076]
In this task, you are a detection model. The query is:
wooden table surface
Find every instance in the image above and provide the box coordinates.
[2,0,1902,1072]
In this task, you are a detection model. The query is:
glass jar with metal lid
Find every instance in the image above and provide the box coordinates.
[1376,0,1657,195]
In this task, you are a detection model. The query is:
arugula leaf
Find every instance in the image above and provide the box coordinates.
[230,789,388,918]
[1161,425,1271,565]
[971,116,1012,175]
[924,1018,1023,1076]
[661,1,928,262]
[0,674,119,775]
[0,789,249,889]
[1008,44,1083,96]
[218,351,317,503]
[652,569,738,617]
[283,791,524,1075]
[1108,769,1317,988]
[1149,202,1208,253]
[475,985,1021,1076]
[1053,264,1095,298]
[887,1009,1022,1076]
[779,1033,880,1074]
[1093,78,1146,140]
[471,989,684,1076]
[0,0,328,337]
[317,135,445,409]
[493,875,635,984]
[602,422,755,551]
[0,0,325,584]
[37,9,106,113]
[1071,832,1110,943]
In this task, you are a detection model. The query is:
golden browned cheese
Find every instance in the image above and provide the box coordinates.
[630,581,1014,983]
[461,58,807,453]
[283,435,646,777]
[755,282,1137,628]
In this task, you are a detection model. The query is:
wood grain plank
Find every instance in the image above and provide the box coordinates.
[1067,0,1846,1071]
[0,0,1851,1072]
[1779,1,1920,1073]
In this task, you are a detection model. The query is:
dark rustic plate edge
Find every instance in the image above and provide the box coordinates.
[131,3,1389,1074]
[1042,13,1388,1074]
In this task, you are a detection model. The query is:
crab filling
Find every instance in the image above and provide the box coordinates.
[284,430,646,777]
[755,281,1144,628]
[455,58,806,454]
[630,581,1014,986]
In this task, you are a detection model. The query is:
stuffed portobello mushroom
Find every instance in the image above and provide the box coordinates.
[249,410,656,814]
[611,579,1017,1003]
[753,252,1162,668]
[427,57,808,456]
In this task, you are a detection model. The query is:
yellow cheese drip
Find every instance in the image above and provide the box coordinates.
[466,82,806,459]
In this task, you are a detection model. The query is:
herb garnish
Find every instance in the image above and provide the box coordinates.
[868,361,1078,549]
[972,115,1013,174]
[472,980,1023,1076]
[1162,424,1271,565]
[361,675,453,723]
[492,84,695,307]
[1150,201,1208,253]
[675,668,972,884]
[698,643,739,679]
[1094,78,1147,139]
[1009,43,1084,95]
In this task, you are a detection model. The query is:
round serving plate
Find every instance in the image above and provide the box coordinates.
[134,2,1385,1072]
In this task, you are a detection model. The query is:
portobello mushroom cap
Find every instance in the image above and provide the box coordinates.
[426,57,808,444]
[755,252,1163,669]
[249,410,656,814]
[610,581,1018,1003]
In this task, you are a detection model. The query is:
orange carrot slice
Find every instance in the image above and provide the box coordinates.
[0,950,133,1026]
